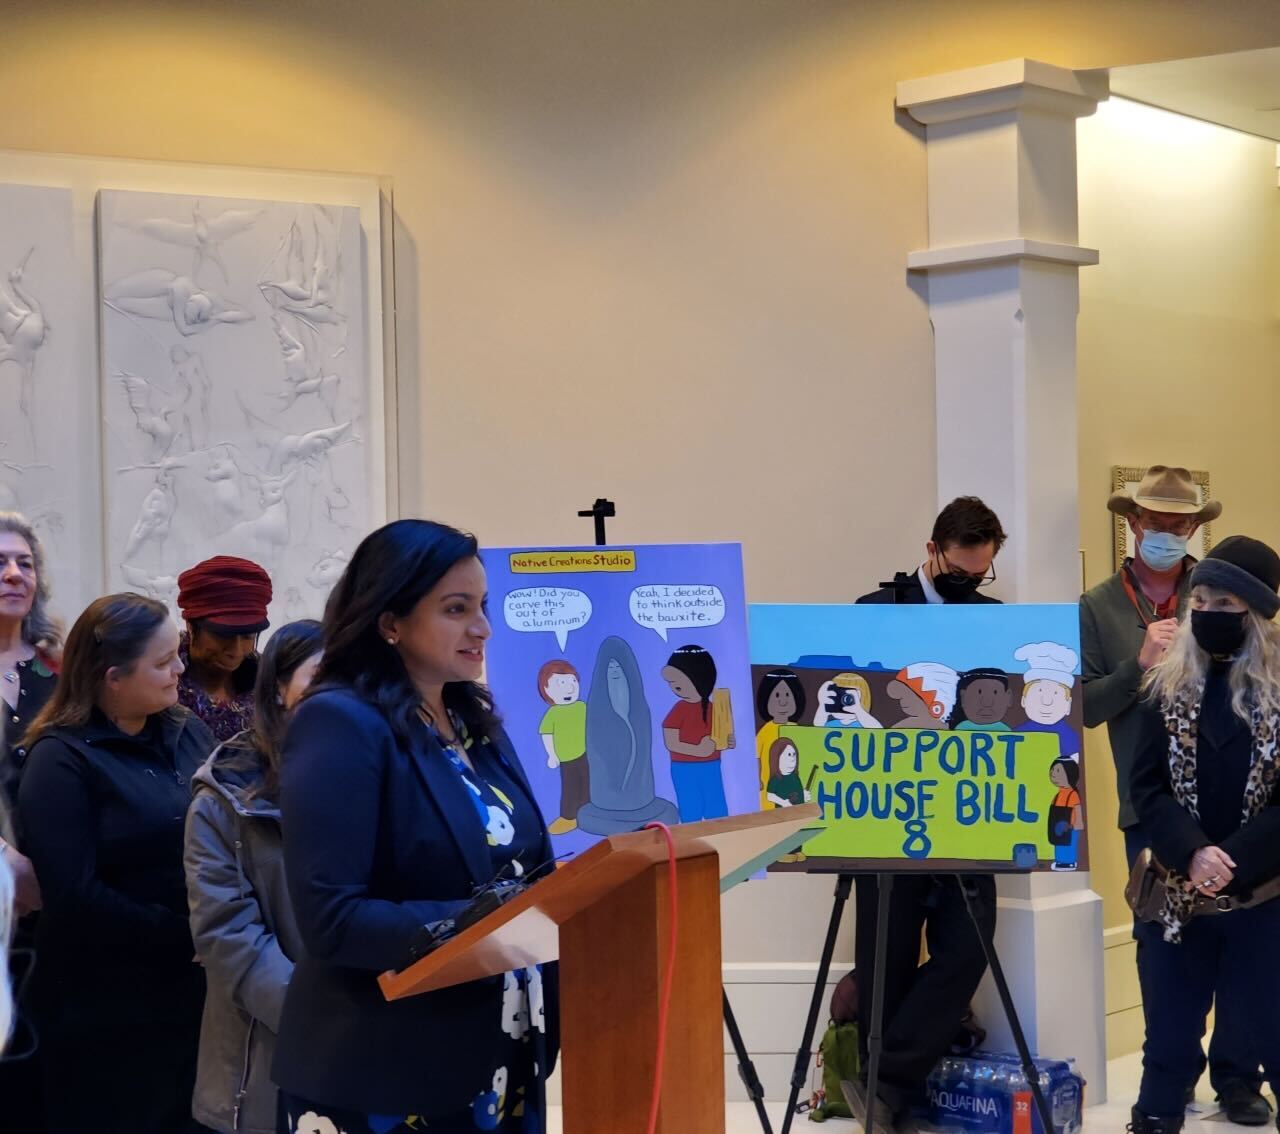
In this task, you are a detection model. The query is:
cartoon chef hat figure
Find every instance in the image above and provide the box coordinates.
[1014,641,1079,689]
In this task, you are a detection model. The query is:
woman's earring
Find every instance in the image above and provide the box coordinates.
[386,637,397,646]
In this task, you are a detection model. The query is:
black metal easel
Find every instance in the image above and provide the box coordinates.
[577,497,616,546]
[777,573,1055,1134]
[726,988,776,1134]
[778,868,1054,1134]
[574,498,774,1133]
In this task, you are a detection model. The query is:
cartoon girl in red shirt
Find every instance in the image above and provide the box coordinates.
[661,644,734,822]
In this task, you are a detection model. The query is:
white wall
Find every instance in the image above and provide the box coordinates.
[1077,95,1280,1054]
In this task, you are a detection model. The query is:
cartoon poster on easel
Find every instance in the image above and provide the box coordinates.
[482,543,759,854]
[749,603,1087,872]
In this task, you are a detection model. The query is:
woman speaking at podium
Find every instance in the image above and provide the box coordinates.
[273,520,557,1134]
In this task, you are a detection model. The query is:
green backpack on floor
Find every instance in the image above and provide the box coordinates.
[807,1021,861,1123]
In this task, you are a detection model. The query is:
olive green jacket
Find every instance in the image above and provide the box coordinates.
[1079,562,1193,829]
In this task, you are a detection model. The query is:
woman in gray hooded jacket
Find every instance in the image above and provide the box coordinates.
[184,620,322,1134]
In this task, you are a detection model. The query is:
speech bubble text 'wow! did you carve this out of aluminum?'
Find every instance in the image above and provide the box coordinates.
[503,587,593,651]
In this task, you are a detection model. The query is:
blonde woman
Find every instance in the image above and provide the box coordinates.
[813,672,882,728]
[1127,537,1280,1134]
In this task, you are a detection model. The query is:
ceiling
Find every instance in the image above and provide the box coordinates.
[1101,46,1280,142]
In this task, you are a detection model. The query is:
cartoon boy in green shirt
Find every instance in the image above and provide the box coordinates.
[538,660,590,834]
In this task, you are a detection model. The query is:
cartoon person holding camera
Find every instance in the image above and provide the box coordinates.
[813,671,883,729]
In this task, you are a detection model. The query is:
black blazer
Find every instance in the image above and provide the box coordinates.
[273,687,559,1117]
[856,568,1002,606]
[1129,697,1280,892]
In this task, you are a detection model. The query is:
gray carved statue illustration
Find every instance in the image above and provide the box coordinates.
[0,248,50,452]
[577,635,679,835]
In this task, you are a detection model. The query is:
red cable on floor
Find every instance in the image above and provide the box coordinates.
[643,821,679,1134]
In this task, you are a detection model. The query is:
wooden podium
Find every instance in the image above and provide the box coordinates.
[379,805,819,1134]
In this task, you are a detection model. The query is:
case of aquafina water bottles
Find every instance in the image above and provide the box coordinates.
[923,1051,1085,1133]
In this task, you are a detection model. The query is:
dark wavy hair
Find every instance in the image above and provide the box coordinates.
[313,519,500,746]
[932,496,1007,553]
[222,619,324,799]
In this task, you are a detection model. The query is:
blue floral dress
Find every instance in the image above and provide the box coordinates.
[278,733,548,1134]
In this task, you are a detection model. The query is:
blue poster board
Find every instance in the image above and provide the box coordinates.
[749,603,1087,872]
[482,543,760,857]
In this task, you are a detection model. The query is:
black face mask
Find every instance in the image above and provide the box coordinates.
[934,572,981,602]
[1191,609,1248,658]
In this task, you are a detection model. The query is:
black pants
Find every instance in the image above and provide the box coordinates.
[1135,897,1280,1118]
[1124,825,1262,1094]
[854,873,995,1111]
[34,956,206,1134]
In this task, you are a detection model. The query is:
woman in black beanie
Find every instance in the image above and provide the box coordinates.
[1126,536,1280,1133]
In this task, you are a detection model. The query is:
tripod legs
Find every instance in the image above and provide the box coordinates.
[779,873,853,1134]
[724,989,773,1134]
[862,873,895,1134]
[955,874,1055,1132]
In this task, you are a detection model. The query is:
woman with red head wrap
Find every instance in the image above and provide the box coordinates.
[176,556,272,741]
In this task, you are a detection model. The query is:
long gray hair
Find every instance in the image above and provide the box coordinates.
[0,512,61,653]
[1143,585,1280,721]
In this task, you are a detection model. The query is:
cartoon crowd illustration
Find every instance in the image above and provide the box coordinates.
[534,638,738,836]
[754,640,1084,870]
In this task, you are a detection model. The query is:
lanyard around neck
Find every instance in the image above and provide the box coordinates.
[1121,562,1180,626]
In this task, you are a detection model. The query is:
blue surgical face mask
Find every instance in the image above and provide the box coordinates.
[1137,530,1188,572]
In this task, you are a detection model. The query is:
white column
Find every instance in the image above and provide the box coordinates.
[897,59,1111,1100]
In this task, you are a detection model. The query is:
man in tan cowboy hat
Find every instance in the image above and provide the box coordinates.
[1081,467,1269,1125]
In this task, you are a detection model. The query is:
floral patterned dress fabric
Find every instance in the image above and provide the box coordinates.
[279,735,548,1134]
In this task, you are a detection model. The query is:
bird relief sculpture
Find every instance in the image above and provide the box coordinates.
[0,248,50,453]
[258,212,345,331]
[99,189,370,620]
[122,201,263,284]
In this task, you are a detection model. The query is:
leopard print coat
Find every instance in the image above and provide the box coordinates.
[1158,692,1280,942]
